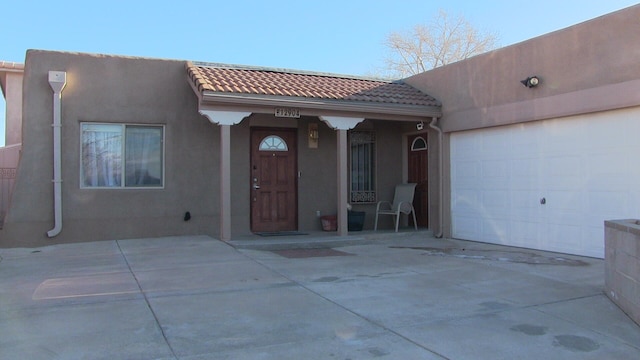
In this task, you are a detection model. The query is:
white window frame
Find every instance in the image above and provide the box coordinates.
[259,135,289,151]
[80,123,165,189]
[411,136,428,151]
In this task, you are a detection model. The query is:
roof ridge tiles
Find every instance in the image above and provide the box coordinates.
[191,61,391,83]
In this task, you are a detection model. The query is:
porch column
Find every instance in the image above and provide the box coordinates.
[319,116,364,236]
[199,110,251,241]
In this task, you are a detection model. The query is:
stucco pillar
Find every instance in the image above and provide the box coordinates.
[319,116,364,236]
[336,129,348,236]
[3,72,24,146]
[199,110,251,241]
[219,125,232,240]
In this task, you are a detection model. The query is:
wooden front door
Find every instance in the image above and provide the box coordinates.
[408,134,428,227]
[250,128,298,232]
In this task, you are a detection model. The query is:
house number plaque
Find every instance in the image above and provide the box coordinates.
[275,107,300,118]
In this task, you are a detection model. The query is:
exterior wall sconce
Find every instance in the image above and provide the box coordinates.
[308,123,319,148]
[521,76,540,88]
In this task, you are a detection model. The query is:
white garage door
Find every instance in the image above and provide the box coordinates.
[450,107,640,258]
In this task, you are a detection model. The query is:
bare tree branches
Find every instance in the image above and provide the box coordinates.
[384,10,499,78]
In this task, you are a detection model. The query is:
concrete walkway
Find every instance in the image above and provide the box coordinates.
[1,233,639,359]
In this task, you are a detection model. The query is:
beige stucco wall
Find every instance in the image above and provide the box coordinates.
[0,50,418,247]
[404,4,640,133]
[1,51,220,246]
[404,4,640,239]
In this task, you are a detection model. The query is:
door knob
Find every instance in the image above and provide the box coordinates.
[253,184,261,190]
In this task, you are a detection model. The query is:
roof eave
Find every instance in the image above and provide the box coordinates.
[201,91,442,119]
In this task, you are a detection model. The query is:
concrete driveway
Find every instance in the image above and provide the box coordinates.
[1,233,639,359]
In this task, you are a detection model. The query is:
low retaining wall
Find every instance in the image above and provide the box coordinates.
[604,219,640,326]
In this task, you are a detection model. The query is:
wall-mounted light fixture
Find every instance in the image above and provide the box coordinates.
[521,76,540,88]
[308,123,319,148]
[416,121,424,131]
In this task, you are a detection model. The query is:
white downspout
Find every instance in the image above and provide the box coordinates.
[47,71,67,238]
[429,116,443,238]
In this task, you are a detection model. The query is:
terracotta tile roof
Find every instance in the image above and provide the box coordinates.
[186,62,440,108]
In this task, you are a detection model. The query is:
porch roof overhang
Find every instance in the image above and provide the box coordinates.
[186,62,442,122]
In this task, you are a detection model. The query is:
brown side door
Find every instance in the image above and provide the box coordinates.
[250,128,298,232]
[408,134,428,227]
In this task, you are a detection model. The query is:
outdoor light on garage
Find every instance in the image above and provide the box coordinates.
[521,76,540,88]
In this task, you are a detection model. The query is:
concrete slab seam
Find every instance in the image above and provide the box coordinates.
[242,251,452,360]
[115,239,179,360]
[532,293,640,351]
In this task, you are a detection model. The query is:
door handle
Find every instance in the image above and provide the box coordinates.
[253,184,261,190]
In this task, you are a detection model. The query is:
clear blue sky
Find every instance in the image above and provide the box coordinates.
[1,0,638,145]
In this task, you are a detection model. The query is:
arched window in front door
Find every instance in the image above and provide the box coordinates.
[411,136,427,151]
[259,135,288,151]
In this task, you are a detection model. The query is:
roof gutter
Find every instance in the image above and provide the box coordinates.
[47,71,66,238]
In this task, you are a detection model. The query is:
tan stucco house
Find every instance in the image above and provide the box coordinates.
[0,52,442,248]
[1,4,639,258]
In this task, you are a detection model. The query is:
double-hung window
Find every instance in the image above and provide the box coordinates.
[349,131,376,203]
[81,123,164,188]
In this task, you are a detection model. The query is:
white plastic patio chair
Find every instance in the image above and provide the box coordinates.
[374,183,418,232]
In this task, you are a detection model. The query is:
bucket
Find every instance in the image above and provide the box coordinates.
[321,215,337,231]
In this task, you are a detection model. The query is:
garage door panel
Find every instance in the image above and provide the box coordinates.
[511,220,541,245]
[587,117,625,145]
[510,158,539,178]
[453,160,481,181]
[453,215,482,239]
[547,223,582,250]
[450,106,640,258]
[587,191,629,218]
[545,190,585,212]
[451,189,480,213]
[481,160,508,178]
[481,218,508,243]
[481,132,510,154]
[542,121,586,154]
[546,210,583,227]
[481,190,509,213]
[628,191,640,214]
[451,132,481,156]
[546,155,583,176]
[584,227,608,258]
[586,175,629,190]
[510,190,539,208]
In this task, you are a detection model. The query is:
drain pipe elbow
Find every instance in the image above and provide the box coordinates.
[428,116,444,238]
[47,71,67,238]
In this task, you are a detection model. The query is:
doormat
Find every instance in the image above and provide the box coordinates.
[271,248,354,259]
[256,231,308,237]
